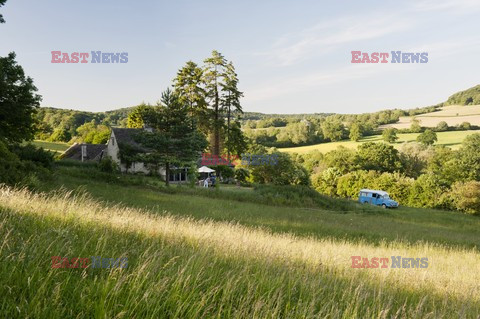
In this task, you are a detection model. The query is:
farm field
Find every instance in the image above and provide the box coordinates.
[381,105,480,130]
[31,140,70,153]
[279,130,477,154]
[0,164,479,317]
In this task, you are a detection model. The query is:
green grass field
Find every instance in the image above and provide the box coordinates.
[30,140,70,153]
[279,130,477,154]
[0,163,479,317]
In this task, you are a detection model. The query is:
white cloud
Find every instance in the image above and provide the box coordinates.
[412,0,480,13]
[256,11,414,67]
[245,63,414,102]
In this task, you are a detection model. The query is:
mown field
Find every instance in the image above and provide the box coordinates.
[280,130,476,154]
[31,140,70,153]
[381,105,480,130]
[0,163,479,318]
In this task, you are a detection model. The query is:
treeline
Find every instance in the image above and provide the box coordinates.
[245,105,440,148]
[445,84,480,105]
[34,107,131,143]
[296,135,480,214]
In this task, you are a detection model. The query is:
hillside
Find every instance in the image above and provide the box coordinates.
[1,164,479,317]
[380,104,480,130]
[279,130,477,154]
[445,84,480,105]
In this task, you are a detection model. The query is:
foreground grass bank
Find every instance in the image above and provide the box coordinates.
[1,186,479,318]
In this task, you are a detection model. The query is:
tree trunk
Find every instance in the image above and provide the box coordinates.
[213,66,220,156]
[227,92,231,160]
[165,162,170,186]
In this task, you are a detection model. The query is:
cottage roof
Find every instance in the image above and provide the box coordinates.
[111,128,150,152]
[61,143,106,161]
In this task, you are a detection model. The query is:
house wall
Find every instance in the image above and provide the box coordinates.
[106,130,169,177]
[106,131,121,166]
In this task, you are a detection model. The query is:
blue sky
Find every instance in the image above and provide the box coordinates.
[1,0,479,114]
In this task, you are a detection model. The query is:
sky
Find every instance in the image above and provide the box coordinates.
[1,0,479,114]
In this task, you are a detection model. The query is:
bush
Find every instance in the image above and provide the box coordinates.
[12,143,54,169]
[211,165,234,181]
[416,129,437,146]
[435,121,449,132]
[0,141,54,187]
[450,181,480,215]
[98,157,119,173]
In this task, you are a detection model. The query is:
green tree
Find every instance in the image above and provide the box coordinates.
[127,104,157,128]
[223,120,247,157]
[382,128,398,143]
[311,167,342,196]
[48,126,71,142]
[349,122,363,142]
[435,121,448,132]
[450,181,480,215]
[407,173,444,208]
[321,118,345,142]
[410,118,422,133]
[458,133,480,181]
[118,142,142,174]
[426,146,465,186]
[322,146,357,174]
[173,61,208,132]
[134,89,208,186]
[243,151,309,186]
[203,50,227,156]
[459,122,471,130]
[0,0,6,23]
[0,52,42,144]
[221,61,245,158]
[416,129,437,146]
[357,142,403,173]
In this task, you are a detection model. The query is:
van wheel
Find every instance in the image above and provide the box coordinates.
[382,204,387,209]
[363,201,368,204]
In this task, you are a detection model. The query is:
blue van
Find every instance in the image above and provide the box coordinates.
[358,189,399,208]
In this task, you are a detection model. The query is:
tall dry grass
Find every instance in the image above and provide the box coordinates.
[0,185,479,318]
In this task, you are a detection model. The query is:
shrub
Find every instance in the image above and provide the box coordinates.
[311,167,342,196]
[435,121,449,132]
[382,128,398,143]
[407,173,444,208]
[450,181,480,215]
[12,143,54,169]
[458,122,471,130]
[234,168,250,184]
[98,157,119,173]
[416,129,437,146]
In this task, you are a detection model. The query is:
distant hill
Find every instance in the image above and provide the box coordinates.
[445,84,480,106]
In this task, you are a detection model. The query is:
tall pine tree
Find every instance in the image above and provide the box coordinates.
[203,50,227,156]
[172,61,208,133]
[221,61,244,158]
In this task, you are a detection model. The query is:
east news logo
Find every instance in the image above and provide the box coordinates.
[51,51,128,63]
[351,51,428,63]
[351,256,429,268]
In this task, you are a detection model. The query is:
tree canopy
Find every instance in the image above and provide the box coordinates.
[0,52,42,144]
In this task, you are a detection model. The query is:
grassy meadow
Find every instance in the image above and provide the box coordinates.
[279,130,477,154]
[31,140,70,153]
[1,163,480,317]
